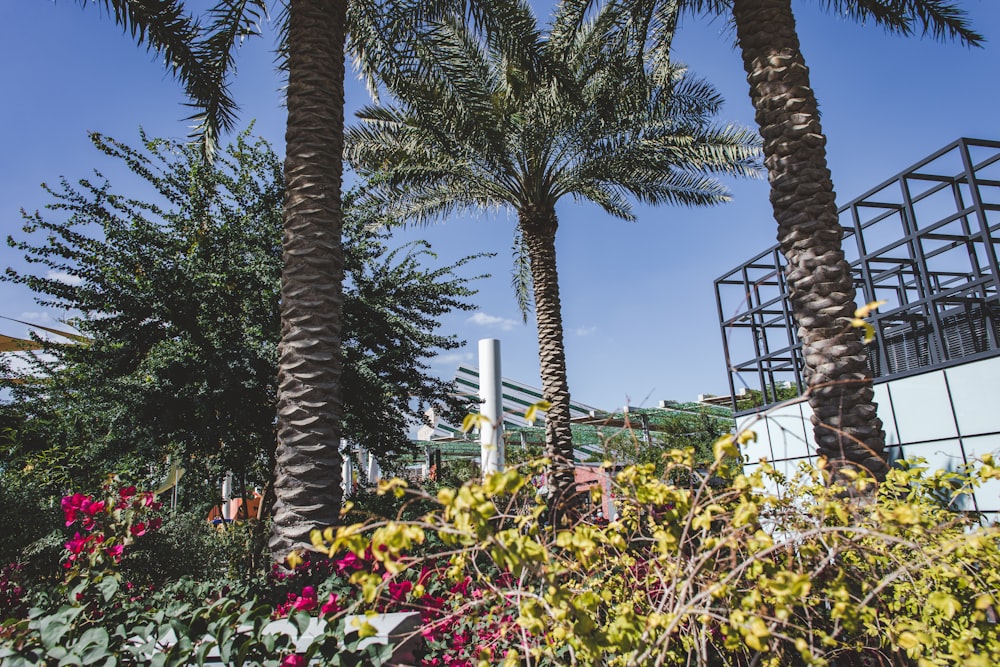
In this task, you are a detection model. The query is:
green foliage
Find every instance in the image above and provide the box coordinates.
[0,579,391,667]
[345,0,760,313]
[4,442,1000,665]
[308,448,1000,666]
[0,460,62,568]
[339,199,486,473]
[4,130,285,501]
[1,128,484,557]
[735,384,801,412]
[596,407,731,473]
[121,511,264,586]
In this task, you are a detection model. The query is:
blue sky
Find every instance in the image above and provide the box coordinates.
[2,1,998,412]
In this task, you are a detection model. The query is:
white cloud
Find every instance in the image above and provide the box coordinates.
[16,311,56,326]
[467,311,517,331]
[431,351,474,368]
[574,325,597,337]
[45,270,83,287]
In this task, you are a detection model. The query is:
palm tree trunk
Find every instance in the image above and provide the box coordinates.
[269,0,348,560]
[732,0,887,480]
[519,205,578,521]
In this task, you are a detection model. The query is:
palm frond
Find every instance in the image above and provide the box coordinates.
[567,182,636,221]
[85,0,256,159]
[348,0,760,243]
[824,0,983,46]
[547,0,595,54]
[511,227,534,321]
[192,0,268,159]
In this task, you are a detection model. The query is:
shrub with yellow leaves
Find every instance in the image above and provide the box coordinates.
[303,436,1000,666]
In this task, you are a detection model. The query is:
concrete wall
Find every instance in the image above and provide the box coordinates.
[737,354,1000,519]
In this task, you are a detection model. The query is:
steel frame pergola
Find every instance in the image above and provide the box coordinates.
[715,138,1000,415]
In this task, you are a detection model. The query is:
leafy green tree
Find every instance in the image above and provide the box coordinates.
[2,131,482,516]
[65,0,541,560]
[345,0,759,516]
[617,0,982,481]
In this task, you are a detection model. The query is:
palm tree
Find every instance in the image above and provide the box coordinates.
[616,0,982,481]
[86,0,352,558]
[270,0,538,557]
[264,0,351,559]
[345,0,760,517]
[68,1,344,559]
[76,0,525,559]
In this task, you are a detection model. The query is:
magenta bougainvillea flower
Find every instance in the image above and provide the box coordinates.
[60,484,162,572]
[388,580,413,602]
[61,493,106,529]
[333,550,366,574]
[293,586,318,612]
[321,592,342,616]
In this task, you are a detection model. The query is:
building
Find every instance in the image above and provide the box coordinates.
[715,137,1000,520]
[413,363,734,518]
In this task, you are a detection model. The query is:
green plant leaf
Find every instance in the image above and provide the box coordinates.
[96,576,119,603]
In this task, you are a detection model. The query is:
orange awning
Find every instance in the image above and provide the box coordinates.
[0,334,43,352]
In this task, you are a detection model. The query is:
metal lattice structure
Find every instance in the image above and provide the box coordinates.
[716,138,1000,414]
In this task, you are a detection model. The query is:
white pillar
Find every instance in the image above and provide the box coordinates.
[342,451,353,496]
[479,338,504,475]
[221,472,233,521]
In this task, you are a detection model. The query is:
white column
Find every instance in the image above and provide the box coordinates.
[221,472,233,521]
[342,450,353,496]
[366,451,380,484]
[479,338,504,475]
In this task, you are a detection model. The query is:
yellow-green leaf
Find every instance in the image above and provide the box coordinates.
[524,400,551,425]
[854,299,886,318]
[460,413,491,433]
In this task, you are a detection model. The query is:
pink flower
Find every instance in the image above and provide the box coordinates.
[105,544,124,561]
[119,486,137,502]
[61,493,89,526]
[130,522,147,537]
[333,551,364,574]
[148,518,162,531]
[142,492,161,510]
[65,532,89,555]
[321,592,342,616]
[292,586,317,612]
[449,577,471,596]
[280,655,306,667]
[388,580,413,602]
[417,566,434,587]
[66,497,106,530]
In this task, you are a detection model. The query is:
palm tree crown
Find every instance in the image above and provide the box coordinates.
[350,1,759,228]
[347,0,760,513]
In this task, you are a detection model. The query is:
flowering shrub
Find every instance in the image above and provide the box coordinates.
[3,447,999,666]
[0,564,27,621]
[308,449,1000,667]
[60,481,162,575]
